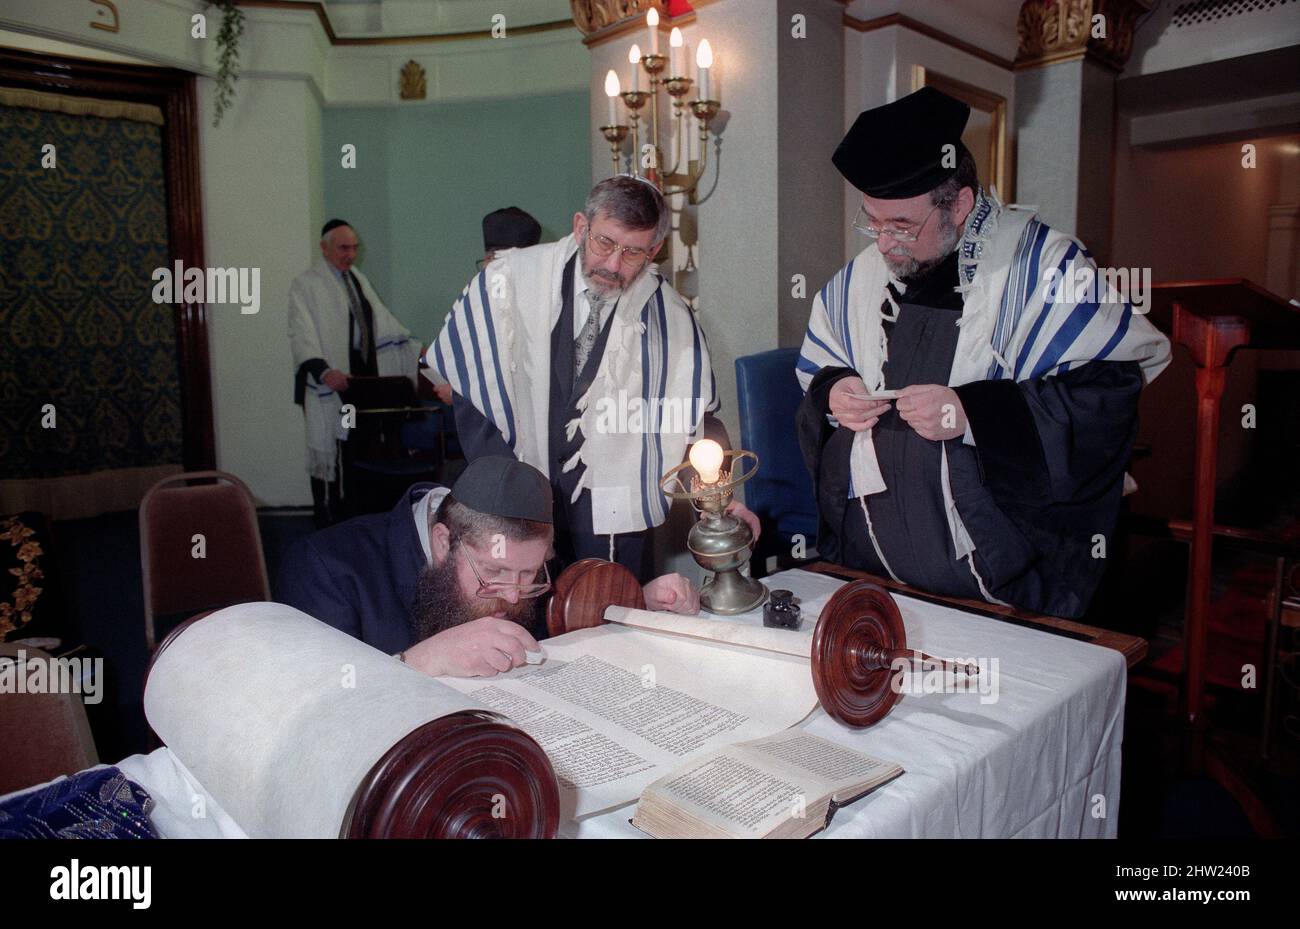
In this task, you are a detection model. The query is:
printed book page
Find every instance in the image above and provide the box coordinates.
[440,624,819,818]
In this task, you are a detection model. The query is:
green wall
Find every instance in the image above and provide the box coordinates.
[322,90,592,344]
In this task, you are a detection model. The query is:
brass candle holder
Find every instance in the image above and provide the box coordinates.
[661,445,767,615]
[600,124,629,176]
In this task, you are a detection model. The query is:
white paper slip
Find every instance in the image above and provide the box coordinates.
[846,389,901,400]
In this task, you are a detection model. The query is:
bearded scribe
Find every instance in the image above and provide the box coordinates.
[276,456,700,678]
[428,176,758,581]
[797,88,1171,618]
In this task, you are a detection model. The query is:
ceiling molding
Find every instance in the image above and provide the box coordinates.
[235,1,575,45]
[843,11,1014,71]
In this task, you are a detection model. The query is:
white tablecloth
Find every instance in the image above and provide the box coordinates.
[562,569,1127,838]
[100,569,1126,839]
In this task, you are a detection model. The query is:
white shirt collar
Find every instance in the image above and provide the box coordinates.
[413,486,452,563]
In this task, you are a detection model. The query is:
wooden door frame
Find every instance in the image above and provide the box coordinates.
[0,46,215,471]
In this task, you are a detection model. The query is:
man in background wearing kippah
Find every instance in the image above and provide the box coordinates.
[289,219,420,527]
[797,87,1171,619]
[480,206,542,267]
[277,457,700,678]
[421,208,546,407]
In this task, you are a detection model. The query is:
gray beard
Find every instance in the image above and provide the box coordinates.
[578,241,643,300]
[883,212,961,282]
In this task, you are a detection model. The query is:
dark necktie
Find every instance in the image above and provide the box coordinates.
[344,271,372,361]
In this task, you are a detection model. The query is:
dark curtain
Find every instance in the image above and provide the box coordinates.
[0,96,182,496]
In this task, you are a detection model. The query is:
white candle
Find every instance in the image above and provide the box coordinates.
[628,44,641,93]
[647,7,659,56]
[669,27,683,77]
[604,69,620,125]
[696,39,713,100]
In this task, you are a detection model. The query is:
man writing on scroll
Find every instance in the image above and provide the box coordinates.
[797,87,1171,618]
[277,456,701,677]
[427,175,758,581]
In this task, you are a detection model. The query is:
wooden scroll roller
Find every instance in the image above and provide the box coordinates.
[147,603,560,839]
[546,561,978,728]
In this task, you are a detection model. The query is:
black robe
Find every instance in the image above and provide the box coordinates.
[797,250,1143,618]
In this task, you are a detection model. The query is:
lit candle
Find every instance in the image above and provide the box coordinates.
[646,7,660,57]
[604,70,620,125]
[628,43,641,93]
[689,439,724,485]
[696,40,713,100]
[669,27,683,77]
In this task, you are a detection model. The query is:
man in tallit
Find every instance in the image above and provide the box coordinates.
[428,176,757,580]
[797,88,1171,618]
[289,219,421,526]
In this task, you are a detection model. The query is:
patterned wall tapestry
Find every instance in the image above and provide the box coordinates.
[0,96,182,484]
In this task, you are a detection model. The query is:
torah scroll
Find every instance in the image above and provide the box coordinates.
[144,602,559,838]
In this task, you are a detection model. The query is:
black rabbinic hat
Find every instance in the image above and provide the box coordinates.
[833,86,971,199]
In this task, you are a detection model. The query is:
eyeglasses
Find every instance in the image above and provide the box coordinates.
[852,202,944,243]
[457,541,552,600]
[583,228,652,267]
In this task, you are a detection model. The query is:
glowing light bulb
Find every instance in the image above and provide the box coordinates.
[696,39,713,100]
[646,7,660,55]
[689,439,724,485]
[604,70,620,125]
[669,27,682,76]
[628,44,641,92]
[696,38,713,68]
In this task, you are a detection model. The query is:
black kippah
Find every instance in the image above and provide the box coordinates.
[482,207,542,253]
[321,218,351,238]
[450,456,553,524]
[833,87,971,199]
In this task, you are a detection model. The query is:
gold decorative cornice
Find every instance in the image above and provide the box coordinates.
[1016,0,1152,72]
[571,0,664,36]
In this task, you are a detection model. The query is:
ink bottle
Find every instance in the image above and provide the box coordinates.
[763,589,801,630]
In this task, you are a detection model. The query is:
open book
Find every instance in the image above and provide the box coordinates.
[632,730,902,839]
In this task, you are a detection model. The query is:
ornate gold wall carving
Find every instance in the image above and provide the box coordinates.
[570,0,663,36]
[399,60,426,100]
[1016,0,1151,71]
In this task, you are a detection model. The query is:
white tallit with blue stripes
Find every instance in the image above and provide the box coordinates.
[797,189,1170,569]
[428,234,718,536]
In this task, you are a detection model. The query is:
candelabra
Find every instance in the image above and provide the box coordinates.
[598,11,721,208]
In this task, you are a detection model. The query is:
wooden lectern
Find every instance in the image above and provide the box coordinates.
[1148,279,1300,837]
[1148,279,1300,727]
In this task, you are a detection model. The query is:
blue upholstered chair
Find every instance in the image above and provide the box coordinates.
[735,348,819,575]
